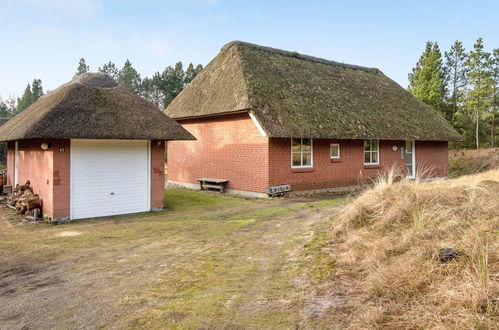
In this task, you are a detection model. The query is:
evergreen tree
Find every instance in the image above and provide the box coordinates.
[489,48,499,147]
[74,58,90,77]
[31,79,44,102]
[408,41,448,119]
[99,61,119,80]
[184,63,203,85]
[118,59,142,94]
[0,97,12,117]
[444,40,467,123]
[141,76,163,108]
[464,38,494,149]
[12,79,44,115]
[16,83,34,114]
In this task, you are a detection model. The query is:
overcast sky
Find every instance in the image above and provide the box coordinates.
[0,0,498,97]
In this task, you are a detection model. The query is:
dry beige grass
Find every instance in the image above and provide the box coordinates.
[331,168,499,329]
[449,148,499,177]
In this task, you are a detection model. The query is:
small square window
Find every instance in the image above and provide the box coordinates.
[330,143,340,159]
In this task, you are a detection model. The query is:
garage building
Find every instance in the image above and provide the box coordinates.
[0,73,194,222]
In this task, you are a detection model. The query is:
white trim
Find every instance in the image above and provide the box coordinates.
[363,139,380,165]
[249,111,267,137]
[70,139,73,220]
[291,138,313,168]
[147,140,151,210]
[405,140,416,179]
[14,141,19,186]
[330,143,340,159]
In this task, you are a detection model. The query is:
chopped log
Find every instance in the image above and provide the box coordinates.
[5,180,42,216]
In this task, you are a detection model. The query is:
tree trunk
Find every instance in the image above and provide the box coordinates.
[476,113,480,149]
[492,114,496,148]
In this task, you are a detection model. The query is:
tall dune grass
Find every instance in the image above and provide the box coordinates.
[331,168,499,328]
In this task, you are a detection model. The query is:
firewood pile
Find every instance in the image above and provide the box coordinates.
[6,180,42,219]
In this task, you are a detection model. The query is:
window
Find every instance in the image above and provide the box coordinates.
[292,138,313,167]
[330,143,340,159]
[364,140,379,164]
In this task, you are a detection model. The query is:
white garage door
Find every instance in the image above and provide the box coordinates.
[71,139,150,220]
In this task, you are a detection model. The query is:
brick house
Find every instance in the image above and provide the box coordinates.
[166,41,461,197]
[0,73,194,221]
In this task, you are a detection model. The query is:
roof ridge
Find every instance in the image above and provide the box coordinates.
[222,41,381,74]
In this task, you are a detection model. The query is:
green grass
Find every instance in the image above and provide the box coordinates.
[0,188,346,329]
[163,188,251,211]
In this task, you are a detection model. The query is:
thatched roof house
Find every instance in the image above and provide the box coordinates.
[166,41,461,197]
[167,41,461,142]
[2,73,193,222]
[0,73,194,141]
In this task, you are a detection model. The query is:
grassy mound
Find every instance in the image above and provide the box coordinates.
[449,148,499,177]
[330,169,499,328]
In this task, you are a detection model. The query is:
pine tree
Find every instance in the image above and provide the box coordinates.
[31,79,44,102]
[160,61,185,107]
[489,48,499,147]
[0,97,12,117]
[184,63,203,85]
[16,84,34,114]
[99,61,119,80]
[74,58,90,77]
[118,59,142,94]
[408,41,448,119]
[464,38,494,149]
[444,41,467,123]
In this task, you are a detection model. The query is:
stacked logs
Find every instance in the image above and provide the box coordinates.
[6,180,42,218]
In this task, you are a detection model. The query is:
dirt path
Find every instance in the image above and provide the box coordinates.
[0,192,343,329]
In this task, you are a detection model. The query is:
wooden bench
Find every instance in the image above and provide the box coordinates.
[197,178,229,193]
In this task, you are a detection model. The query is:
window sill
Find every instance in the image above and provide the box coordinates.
[292,167,315,173]
[364,164,381,169]
[330,158,341,163]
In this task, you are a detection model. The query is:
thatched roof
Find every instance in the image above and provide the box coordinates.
[0,73,194,142]
[166,41,461,141]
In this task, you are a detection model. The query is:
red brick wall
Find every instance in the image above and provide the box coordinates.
[7,138,166,219]
[52,140,70,219]
[168,114,450,194]
[269,139,407,191]
[167,113,269,193]
[151,140,166,208]
[8,139,56,217]
[415,141,449,177]
[6,141,14,186]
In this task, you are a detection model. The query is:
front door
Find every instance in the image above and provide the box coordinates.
[405,140,415,179]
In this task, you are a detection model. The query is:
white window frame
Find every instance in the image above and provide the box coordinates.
[330,143,340,159]
[364,139,380,165]
[291,138,313,168]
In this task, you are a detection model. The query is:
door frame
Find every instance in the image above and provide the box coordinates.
[405,140,416,179]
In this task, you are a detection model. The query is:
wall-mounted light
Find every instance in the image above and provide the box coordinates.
[392,145,398,152]
[41,143,49,150]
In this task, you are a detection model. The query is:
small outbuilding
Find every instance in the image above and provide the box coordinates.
[0,73,194,221]
[166,41,462,197]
